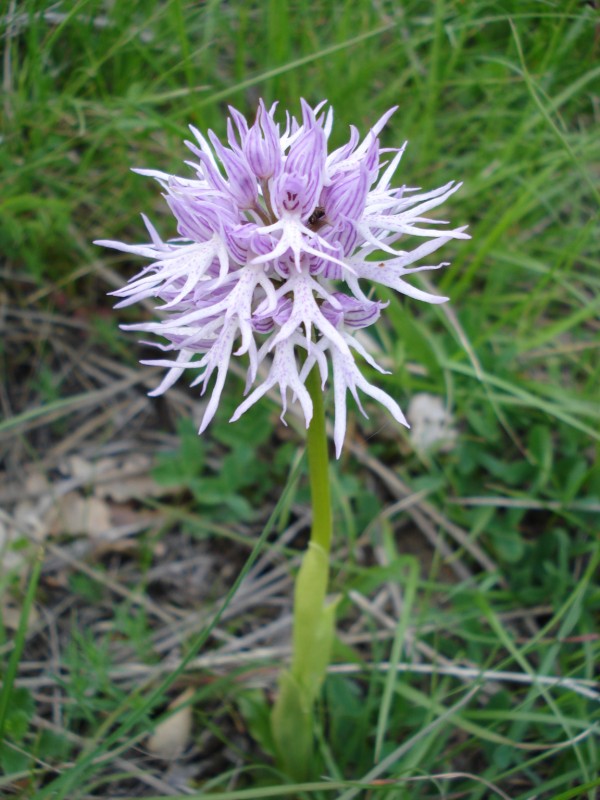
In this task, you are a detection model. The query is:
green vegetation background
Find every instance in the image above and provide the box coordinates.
[1,0,599,798]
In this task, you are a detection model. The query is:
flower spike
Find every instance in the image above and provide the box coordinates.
[96,100,469,455]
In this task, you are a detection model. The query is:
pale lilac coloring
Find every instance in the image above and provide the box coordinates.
[96,100,469,456]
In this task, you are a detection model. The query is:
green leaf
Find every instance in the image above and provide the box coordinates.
[270,670,314,782]
[488,526,526,564]
[152,418,206,485]
[528,424,553,492]
[291,544,339,702]
[0,741,30,776]
[236,690,275,757]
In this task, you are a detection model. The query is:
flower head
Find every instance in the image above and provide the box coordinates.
[96,100,469,456]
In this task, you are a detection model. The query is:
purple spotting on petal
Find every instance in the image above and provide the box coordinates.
[98,98,469,455]
[275,174,305,214]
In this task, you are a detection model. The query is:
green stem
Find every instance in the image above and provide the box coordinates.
[305,366,332,555]
[270,367,336,780]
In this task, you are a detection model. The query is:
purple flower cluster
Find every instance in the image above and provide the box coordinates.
[96,100,468,456]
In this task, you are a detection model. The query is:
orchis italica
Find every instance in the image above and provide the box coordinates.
[96,100,469,456]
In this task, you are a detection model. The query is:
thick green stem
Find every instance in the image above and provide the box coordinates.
[305,366,332,555]
[271,367,336,780]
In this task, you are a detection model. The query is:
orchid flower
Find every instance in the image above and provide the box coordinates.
[96,99,468,456]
